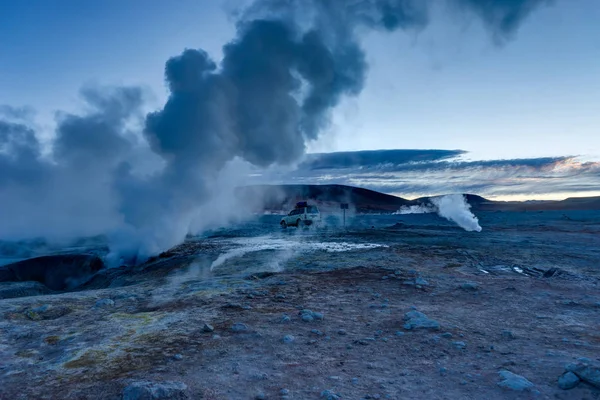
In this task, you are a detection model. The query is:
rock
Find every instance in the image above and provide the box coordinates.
[95,298,115,308]
[497,370,535,392]
[299,309,323,322]
[337,329,347,335]
[280,388,290,396]
[441,332,453,339]
[558,371,580,390]
[122,380,188,400]
[321,389,341,400]
[231,323,249,332]
[282,335,295,344]
[566,362,600,388]
[173,354,183,361]
[501,330,515,340]
[302,314,314,322]
[0,254,104,291]
[255,393,266,400]
[313,312,324,320]
[460,282,479,291]
[311,329,323,336]
[415,277,429,286]
[25,304,71,320]
[202,323,214,333]
[403,311,440,331]
[281,315,291,323]
[453,341,466,349]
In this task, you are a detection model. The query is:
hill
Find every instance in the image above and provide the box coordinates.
[238,184,600,213]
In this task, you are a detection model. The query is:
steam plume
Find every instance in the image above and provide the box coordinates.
[396,194,482,232]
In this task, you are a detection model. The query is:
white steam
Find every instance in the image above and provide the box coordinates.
[396,194,482,232]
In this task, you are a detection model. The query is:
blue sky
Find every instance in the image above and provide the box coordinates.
[1,0,599,200]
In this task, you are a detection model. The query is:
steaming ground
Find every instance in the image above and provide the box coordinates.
[1,210,600,399]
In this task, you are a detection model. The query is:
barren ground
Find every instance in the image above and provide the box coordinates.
[1,212,600,399]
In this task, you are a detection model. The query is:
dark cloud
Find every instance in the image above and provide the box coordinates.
[454,0,553,43]
[251,150,600,198]
[300,149,466,170]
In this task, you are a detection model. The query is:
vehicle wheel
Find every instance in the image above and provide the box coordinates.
[280,220,287,229]
[296,219,301,227]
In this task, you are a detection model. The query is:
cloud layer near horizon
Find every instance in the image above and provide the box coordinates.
[248,149,600,199]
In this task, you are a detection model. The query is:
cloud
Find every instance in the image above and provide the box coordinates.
[248,149,600,199]
[299,149,466,170]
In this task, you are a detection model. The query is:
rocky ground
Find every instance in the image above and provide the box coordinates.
[1,212,600,399]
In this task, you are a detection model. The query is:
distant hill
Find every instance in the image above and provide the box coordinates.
[238,184,600,213]
[238,184,411,213]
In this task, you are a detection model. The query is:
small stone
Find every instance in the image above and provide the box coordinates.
[558,371,580,390]
[415,277,429,286]
[173,354,183,361]
[122,381,188,400]
[313,312,324,320]
[283,335,295,344]
[497,370,535,391]
[453,341,466,349]
[311,329,323,336]
[281,315,291,323]
[395,331,405,337]
[321,389,341,400]
[338,329,347,335]
[302,314,314,322]
[501,330,515,340]
[255,393,266,400]
[460,282,479,291]
[280,388,290,396]
[439,367,447,376]
[382,276,389,280]
[94,298,114,308]
[202,323,214,333]
[275,294,286,299]
[231,323,248,332]
[352,378,359,384]
[441,332,453,339]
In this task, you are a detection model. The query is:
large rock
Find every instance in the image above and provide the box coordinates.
[497,370,535,391]
[122,381,188,400]
[558,371,580,390]
[403,310,440,331]
[0,254,104,291]
[566,362,600,388]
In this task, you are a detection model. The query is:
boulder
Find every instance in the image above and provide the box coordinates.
[566,362,600,388]
[403,310,440,331]
[497,370,535,391]
[0,254,104,290]
[558,371,580,390]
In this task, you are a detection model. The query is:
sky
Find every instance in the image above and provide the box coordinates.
[1,0,600,201]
